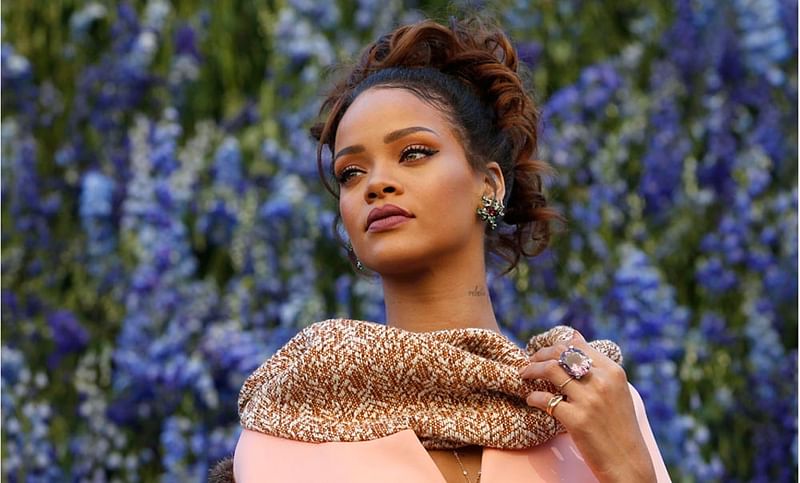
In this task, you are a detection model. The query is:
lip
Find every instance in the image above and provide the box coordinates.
[367,215,413,232]
[366,203,414,231]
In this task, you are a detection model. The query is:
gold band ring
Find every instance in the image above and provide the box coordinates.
[558,376,575,390]
[546,394,565,417]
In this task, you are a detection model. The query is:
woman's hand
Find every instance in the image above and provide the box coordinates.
[518,330,657,483]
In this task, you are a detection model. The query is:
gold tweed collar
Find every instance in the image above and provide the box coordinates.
[238,318,623,449]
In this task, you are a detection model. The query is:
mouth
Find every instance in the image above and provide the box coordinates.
[365,204,414,231]
[366,215,413,232]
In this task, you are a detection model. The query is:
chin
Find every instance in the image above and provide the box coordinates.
[366,254,430,276]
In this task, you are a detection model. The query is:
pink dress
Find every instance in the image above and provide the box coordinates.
[234,383,672,482]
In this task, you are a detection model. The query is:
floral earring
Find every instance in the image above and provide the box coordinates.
[476,195,505,230]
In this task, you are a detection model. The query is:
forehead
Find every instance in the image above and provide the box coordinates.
[335,87,453,147]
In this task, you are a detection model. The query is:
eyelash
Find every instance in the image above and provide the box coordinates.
[335,145,438,184]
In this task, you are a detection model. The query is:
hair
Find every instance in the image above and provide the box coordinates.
[310,16,567,277]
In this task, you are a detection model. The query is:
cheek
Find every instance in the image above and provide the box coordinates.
[338,196,360,236]
[419,175,479,228]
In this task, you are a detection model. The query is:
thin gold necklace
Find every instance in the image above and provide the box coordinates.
[452,449,481,483]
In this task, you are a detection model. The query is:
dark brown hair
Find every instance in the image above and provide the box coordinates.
[310,16,566,276]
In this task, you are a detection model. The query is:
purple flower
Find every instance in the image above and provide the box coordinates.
[197,201,238,246]
[662,0,713,79]
[0,1,794,480]
[516,40,542,67]
[639,63,690,217]
[698,311,736,346]
[47,310,90,355]
[579,63,621,113]
[1,44,38,125]
[174,24,199,59]
[259,197,293,222]
[733,0,791,85]
[695,257,739,294]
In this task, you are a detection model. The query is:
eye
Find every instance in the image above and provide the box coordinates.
[336,166,361,185]
[400,144,438,162]
[335,145,438,186]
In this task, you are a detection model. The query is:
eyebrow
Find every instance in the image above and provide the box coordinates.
[332,126,438,163]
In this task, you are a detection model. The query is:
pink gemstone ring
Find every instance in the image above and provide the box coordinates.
[558,345,593,379]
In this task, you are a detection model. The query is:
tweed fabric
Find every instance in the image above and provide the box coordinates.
[239,318,623,450]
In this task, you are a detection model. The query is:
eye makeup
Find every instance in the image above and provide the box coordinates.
[334,145,439,185]
[399,145,437,161]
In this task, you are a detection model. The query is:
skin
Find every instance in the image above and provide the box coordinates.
[520,329,658,482]
[333,87,505,336]
[333,86,656,483]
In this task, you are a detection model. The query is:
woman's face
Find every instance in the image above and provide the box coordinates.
[333,87,503,275]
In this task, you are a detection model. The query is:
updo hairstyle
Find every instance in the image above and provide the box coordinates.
[310,16,566,276]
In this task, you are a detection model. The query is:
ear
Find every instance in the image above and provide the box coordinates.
[483,162,506,203]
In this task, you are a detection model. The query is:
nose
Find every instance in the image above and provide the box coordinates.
[365,164,403,201]
[367,183,398,200]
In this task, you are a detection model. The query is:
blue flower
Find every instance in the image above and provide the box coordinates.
[287,0,341,29]
[516,40,542,67]
[579,63,622,113]
[80,171,116,218]
[174,24,199,59]
[733,0,791,85]
[47,309,90,356]
[639,63,690,217]
[212,137,243,189]
[69,3,108,40]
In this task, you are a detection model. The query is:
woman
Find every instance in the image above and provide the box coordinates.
[214,16,671,483]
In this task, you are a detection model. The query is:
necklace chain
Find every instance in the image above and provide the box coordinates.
[452,449,481,483]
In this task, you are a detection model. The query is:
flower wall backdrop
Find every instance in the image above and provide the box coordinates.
[1,1,796,481]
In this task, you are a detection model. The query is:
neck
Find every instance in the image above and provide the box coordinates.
[379,244,501,335]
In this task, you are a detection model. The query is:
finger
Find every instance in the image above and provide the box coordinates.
[519,360,578,395]
[529,343,569,362]
[526,390,572,419]
[553,374,578,392]
[530,329,591,362]
[563,330,608,366]
[556,331,614,373]
[521,361,584,397]
[527,348,598,386]
[530,330,611,375]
